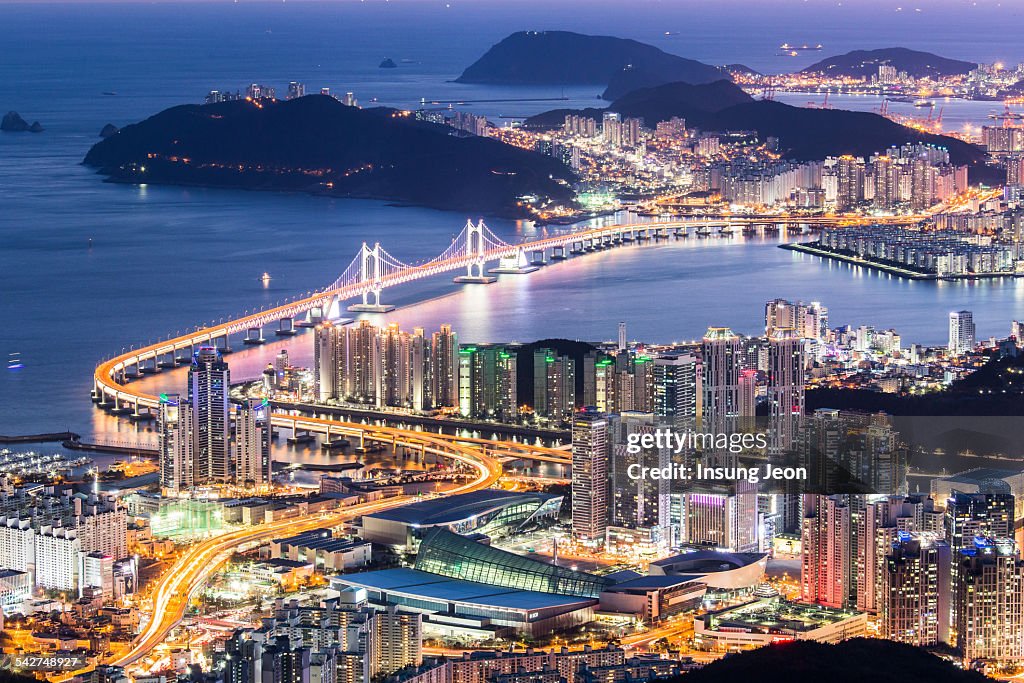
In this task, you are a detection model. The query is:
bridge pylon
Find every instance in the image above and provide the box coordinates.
[490,246,539,274]
[348,242,397,313]
[453,219,497,284]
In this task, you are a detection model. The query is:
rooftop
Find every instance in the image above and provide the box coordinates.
[336,567,597,612]
[365,489,558,526]
[700,598,864,634]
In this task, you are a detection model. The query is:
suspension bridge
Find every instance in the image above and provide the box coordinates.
[91,214,916,417]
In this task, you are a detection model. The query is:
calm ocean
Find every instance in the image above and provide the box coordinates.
[2,0,1024,439]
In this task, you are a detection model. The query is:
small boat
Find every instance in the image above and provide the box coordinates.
[102,91,118,96]
[913,98,935,107]
[260,272,272,285]
[7,353,22,370]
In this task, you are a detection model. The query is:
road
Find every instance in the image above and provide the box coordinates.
[106,427,503,669]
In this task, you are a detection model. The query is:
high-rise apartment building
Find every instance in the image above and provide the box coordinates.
[768,328,805,454]
[701,327,741,432]
[236,398,272,487]
[954,537,1024,663]
[158,393,194,493]
[188,346,231,483]
[882,531,951,646]
[652,354,701,422]
[948,310,975,355]
[801,494,851,608]
[571,408,609,544]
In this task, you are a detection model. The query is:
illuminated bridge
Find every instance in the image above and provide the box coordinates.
[92,214,919,419]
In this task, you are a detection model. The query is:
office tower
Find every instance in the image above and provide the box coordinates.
[581,351,598,407]
[430,324,458,409]
[801,494,850,608]
[680,486,759,552]
[617,322,627,352]
[533,349,576,421]
[858,495,940,613]
[701,327,741,431]
[948,310,975,355]
[768,329,805,454]
[287,81,305,99]
[158,393,194,493]
[653,354,701,422]
[609,412,670,532]
[1012,320,1024,345]
[371,607,422,677]
[236,398,272,488]
[571,408,609,544]
[882,531,951,646]
[458,345,518,421]
[314,321,343,401]
[954,537,1024,663]
[188,346,231,483]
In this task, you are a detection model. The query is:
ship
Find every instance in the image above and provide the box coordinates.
[913,98,935,107]
[779,43,823,51]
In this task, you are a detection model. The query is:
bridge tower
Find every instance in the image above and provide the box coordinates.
[453,219,497,284]
[490,246,539,274]
[348,242,396,312]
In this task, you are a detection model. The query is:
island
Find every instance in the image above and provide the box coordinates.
[1,111,44,133]
[455,30,725,99]
[802,47,977,79]
[82,95,576,218]
[378,58,397,69]
[526,80,987,169]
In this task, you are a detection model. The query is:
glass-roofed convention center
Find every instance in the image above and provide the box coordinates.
[333,529,611,639]
[359,489,563,550]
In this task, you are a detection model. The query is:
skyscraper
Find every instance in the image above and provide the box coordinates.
[954,537,1024,663]
[370,606,422,677]
[314,321,343,402]
[653,353,701,422]
[882,531,951,646]
[571,408,609,544]
[236,398,272,488]
[801,494,851,608]
[188,346,231,483]
[609,412,670,533]
[458,345,518,421]
[948,310,975,355]
[430,324,459,409]
[701,327,741,432]
[768,328,805,454]
[158,393,193,494]
[533,349,576,421]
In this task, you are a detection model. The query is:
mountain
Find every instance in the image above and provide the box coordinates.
[802,47,976,79]
[525,81,987,168]
[83,95,576,217]
[455,31,725,100]
[668,639,986,683]
[524,80,752,128]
